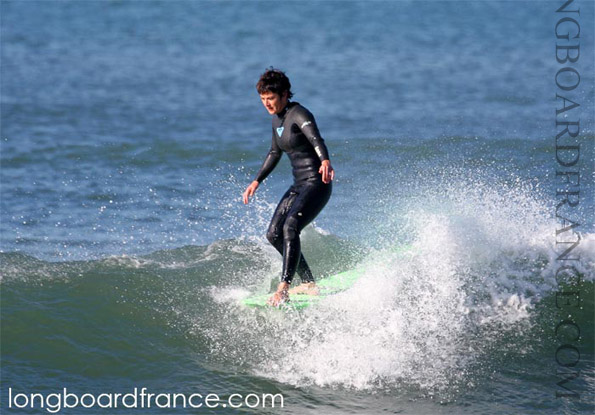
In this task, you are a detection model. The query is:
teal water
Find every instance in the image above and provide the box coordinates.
[1,1,594,414]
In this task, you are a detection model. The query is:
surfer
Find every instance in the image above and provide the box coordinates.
[243,68,335,307]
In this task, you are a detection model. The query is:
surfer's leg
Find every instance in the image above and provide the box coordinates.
[296,257,315,283]
[280,182,332,284]
[266,186,316,283]
[266,187,295,253]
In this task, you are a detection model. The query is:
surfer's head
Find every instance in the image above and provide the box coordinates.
[257,68,292,115]
[256,68,293,100]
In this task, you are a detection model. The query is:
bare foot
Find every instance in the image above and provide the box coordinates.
[267,282,290,307]
[288,282,319,296]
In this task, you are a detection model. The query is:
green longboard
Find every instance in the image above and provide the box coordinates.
[241,267,365,310]
[241,244,412,310]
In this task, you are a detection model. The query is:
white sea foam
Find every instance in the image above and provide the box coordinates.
[208,286,251,304]
[197,171,593,394]
[253,213,473,390]
[245,176,587,390]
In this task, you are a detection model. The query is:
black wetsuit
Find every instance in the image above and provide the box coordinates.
[254,102,332,284]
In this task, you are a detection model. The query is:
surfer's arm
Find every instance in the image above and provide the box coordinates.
[243,133,282,204]
[296,108,330,162]
[254,131,282,184]
[295,109,334,184]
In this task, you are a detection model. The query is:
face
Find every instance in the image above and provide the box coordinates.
[260,91,288,115]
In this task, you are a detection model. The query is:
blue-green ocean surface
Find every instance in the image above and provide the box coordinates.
[1,1,594,414]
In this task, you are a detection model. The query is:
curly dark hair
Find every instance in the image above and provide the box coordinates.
[256,68,294,99]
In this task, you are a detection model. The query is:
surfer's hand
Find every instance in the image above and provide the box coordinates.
[243,181,259,204]
[319,160,334,184]
[267,282,289,307]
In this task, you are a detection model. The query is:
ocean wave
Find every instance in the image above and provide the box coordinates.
[2,171,593,399]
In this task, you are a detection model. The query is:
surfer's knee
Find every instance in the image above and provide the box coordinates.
[266,226,281,246]
[282,216,300,241]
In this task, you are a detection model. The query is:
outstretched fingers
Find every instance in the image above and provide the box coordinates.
[242,181,259,204]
